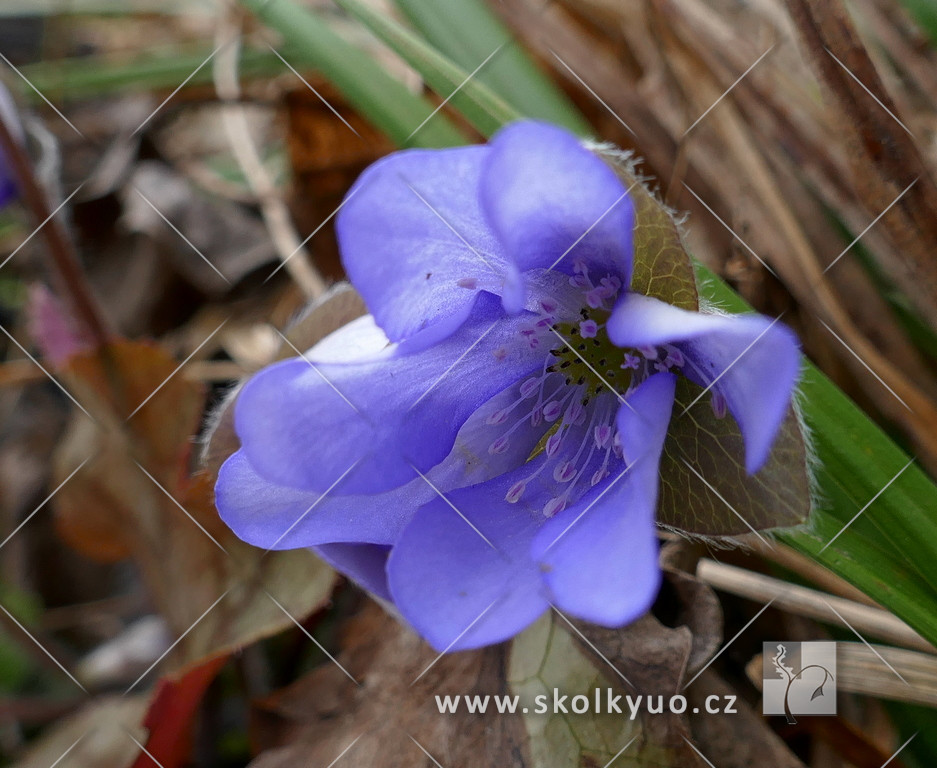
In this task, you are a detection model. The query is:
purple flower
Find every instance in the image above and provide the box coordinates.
[215,121,799,651]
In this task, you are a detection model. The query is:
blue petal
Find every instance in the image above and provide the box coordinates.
[216,376,558,549]
[387,468,551,651]
[335,144,509,349]
[531,373,675,625]
[215,450,418,547]
[315,543,392,601]
[480,121,635,311]
[234,293,546,495]
[607,293,800,473]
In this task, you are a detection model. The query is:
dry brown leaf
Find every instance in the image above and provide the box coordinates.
[784,0,937,332]
[249,566,736,767]
[687,670,806,768]
[123,162,279,293]
[250,603,530,768]
[9,695,150,768]
[51,340,335,675]
[510,611,703,768]
[285,84,395,280]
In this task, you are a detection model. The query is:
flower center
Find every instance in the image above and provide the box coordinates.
[547,309,632,398]
[480,260,712,519]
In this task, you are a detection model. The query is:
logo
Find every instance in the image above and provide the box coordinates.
[762,641,836,722]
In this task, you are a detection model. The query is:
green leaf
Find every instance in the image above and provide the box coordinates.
[16,45,296,102]
[0,584,43,691]
[884,702,937,768]
[609,158,699,311]
[393,0,591,135]
[658,380,810,535]
[333,0,520,139]
[899,0,937,45]
[238,0,466,148]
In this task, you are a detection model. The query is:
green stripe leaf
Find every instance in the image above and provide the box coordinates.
[17,46,293,102]
[238,0,466,148]
[393,0,591,135]
[333,0,519,138]
[899,0,937,45]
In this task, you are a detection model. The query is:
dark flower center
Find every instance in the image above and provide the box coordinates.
[547,309,633,398]
[480,261,694,518]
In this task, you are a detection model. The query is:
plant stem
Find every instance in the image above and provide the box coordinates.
[0,113,111,348]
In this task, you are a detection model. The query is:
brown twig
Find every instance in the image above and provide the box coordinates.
[213,9,327,300]
[0,114,112,348]
[697,559,934,653]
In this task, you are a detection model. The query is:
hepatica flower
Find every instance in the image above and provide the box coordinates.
[216,121,799,651]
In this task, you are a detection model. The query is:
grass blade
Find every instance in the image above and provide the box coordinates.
[393,0,590,134]
[899,0,937,45]
[238,0,466,148]
[333,0,521,139]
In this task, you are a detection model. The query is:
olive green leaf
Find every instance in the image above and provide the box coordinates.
[657,378,810,536]
[607,158,700,312]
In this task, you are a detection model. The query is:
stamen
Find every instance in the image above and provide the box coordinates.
[543,496,567,518]
[711,390,728,419]
[579,319,598,338]
[505,480,526,503]
[565,400,586,426]
[520,377,541,398]
[585,288,605,309]
[638,345,657,360]
[594,424,612,449]
[486,409,509,425]
[664,345,685,368]
[543,400,563,422]
[553,461,576,483]
[484,268,703,515]
[545,430,564,457]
